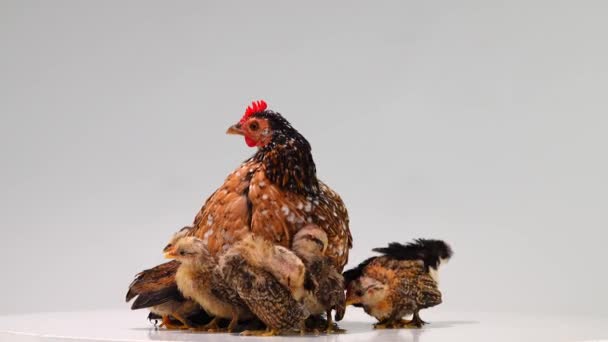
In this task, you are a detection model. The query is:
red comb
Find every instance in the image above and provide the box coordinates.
[240,100,267,124]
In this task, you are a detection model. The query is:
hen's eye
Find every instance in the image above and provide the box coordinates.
[249,122,259,131]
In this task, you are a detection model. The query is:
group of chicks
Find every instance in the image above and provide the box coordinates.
[125,100,453,335]
[127,228,452,335]
[129,225,345,335]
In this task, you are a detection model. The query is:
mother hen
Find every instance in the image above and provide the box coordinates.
[127,100,351,321]
[191,100,351,270]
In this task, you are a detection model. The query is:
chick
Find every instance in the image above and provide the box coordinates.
[219,235,311,336]
[164,236,252,332]
[292,225,346,333]
[344,239,453,328]
[126,226,205,329]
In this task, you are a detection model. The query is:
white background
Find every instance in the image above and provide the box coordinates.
[1,0,606,317]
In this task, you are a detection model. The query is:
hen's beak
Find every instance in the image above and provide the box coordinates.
[226,123,244,135]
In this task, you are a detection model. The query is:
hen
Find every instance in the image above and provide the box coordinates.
[343,239,453,328]
[126,100,351,324]
[191,100,351,269]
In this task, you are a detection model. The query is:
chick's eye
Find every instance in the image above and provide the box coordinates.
[179,250,186,256]
[355,290,363,297]
[249,122,259,131]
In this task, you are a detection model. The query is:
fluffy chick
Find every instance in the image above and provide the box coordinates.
[219,235,311,336]
[164,236,252,332]
[126,227,204,329]
[344,239,453,328]
[292,225,346,333]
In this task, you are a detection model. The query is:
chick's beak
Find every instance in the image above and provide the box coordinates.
[345,299,356,306]
[226,123,244,135]
[163,245,177,259]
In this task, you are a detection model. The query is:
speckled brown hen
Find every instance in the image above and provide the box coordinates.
[344,239,453,329]
[191,100,351,270]
[126,227,207,329]
[292,225,346,333]
[125,100,351,325]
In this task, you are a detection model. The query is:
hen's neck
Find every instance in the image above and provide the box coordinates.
[253,130,319,196]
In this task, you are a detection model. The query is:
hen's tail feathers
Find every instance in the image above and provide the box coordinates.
[131,285,184,310]
[372,239,453,272]
[126,260,181,309]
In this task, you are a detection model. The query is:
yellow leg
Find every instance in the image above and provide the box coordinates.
[325,310,345,333]
[405,310,426,328]
[192,317,222,332]
[241,327,279,336]
[226,311,239,333]
[160,316,188,330]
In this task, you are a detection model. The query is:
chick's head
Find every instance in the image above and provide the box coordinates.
[345,276,388,307]
[292,224,328,257]
[163,236,211,265]
[162,226,193,254]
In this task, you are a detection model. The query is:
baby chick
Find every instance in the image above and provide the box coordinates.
[292,225,346,333]
[164,236,252,332]
[219,235,311,336]
[126,226,204,329]
[344,239,453,328]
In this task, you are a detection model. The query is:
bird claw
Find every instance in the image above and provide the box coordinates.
[240,329,279,336]
[326,325,346,334]
[190,317,224,332]
[160,316,189,330]
[374,318,425,329]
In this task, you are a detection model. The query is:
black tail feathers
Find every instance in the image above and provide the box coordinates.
[372,239,453,271]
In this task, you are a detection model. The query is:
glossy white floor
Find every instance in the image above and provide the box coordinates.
[0,309,606,342]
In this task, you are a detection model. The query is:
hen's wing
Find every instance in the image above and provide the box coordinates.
[191,160,259,255]
[131,284,184,310]
[126,260,182,309]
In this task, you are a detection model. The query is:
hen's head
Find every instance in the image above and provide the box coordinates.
[226,100,300,148]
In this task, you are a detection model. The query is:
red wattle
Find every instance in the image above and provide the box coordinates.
[245,136,257,147]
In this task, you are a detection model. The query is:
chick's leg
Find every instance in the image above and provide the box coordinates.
[192,317,221,332]
[160,316,187,330]
[172,314,195,329]
[406,310,426,328]
[325,310,345,333]
[226,310,239,333]
[374,318,409,329]
[241,327,279,336]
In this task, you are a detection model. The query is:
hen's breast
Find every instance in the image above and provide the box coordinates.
[192,160,351,271]
[249,168,351,270]
[192,160,259,256]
